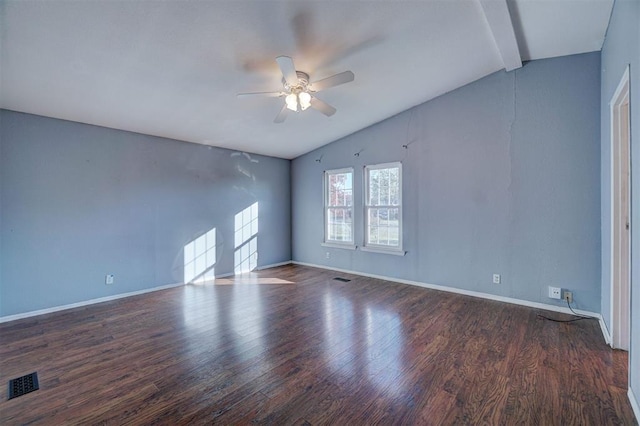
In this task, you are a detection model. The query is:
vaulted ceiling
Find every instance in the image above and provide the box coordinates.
[0,0,613,159]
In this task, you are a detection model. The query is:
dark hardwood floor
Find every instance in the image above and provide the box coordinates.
[0,264,635,425]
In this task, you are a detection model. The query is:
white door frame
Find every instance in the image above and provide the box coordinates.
[610,65,631,350]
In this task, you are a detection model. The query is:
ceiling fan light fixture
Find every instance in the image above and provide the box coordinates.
[299,91,311,111]
[285,93,298,112]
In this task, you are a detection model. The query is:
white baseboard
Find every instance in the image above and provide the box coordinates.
[2,259,606,344]
[0,282,184,324]
[0,261,295,324]
[292,260,601,319]
[599,316,612,346]
[629,387,640,422]
[257,260,292,270]
[207,261,293,280]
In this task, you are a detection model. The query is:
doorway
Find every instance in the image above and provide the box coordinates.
[610,65,631,351]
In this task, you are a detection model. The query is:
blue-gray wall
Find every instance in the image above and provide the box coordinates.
[600,0,640,409]
[292,52,601,312]
[0,110,291,317]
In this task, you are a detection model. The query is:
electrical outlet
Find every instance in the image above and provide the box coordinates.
[564,291,573,304]
[548,286,561,299]
[105,274,114,285]
[326,252,330,259]
[493,274,501,284]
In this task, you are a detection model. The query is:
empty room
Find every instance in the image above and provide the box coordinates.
[1,0,639,424]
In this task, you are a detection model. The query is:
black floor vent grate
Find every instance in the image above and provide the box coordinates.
[8,372,39,400]
[333,277,351,282]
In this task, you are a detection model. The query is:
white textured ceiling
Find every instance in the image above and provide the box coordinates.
[0,0,613,159]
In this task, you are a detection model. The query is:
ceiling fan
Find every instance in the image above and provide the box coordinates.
[238,56,355,123]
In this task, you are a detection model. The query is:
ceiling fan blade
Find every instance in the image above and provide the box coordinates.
[276,56,299,87]
[237,91,285,98]
[310,71,354,92]
[274,104,289,123]
[310,96,336,117]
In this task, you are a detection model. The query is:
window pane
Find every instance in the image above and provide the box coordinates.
[329,208,348,241]
[365,163,401,250]
[328,172,353,207]
[343,225,350,241]
[369,208,382,225]
[327,210,336,240]
[380,169,389,205]
[389,226,399,246]
[327,208,353,242]
[367,207,399,247]
[367,166,399,207]
[342,209,352,242]
[369,170,379,205]
[368,225,378,244]
[344,189,353,207]
[378,226,389,245]
[329,185,337,206]
[325,170,354,243]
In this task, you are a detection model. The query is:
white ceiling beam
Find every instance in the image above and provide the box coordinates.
[479,0,522,72]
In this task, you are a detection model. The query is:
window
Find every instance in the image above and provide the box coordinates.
[364,162,402,252]
[324,168,354,246]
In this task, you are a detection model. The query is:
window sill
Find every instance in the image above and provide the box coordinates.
[321,242,357,250]
[360,246,406,256]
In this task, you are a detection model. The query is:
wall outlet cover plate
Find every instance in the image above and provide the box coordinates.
[548,286,562,299]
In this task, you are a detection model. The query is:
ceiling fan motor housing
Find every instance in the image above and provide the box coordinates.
[283,71,310,93]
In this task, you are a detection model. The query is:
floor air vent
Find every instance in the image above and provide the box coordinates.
[333,277,351,282]
[8,372,39,400]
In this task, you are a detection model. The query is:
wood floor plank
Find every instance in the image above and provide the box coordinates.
[0,264,636,425]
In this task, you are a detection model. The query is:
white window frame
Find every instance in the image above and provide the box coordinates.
[323,168,356,248]
[363,162,404,255]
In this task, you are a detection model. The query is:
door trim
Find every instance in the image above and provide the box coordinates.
[610,65,631,350]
